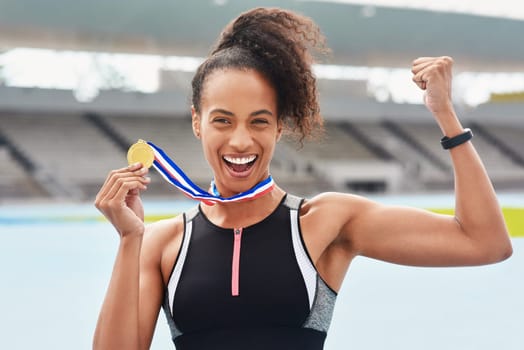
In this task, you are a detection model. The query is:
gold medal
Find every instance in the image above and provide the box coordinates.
[127,139,154,168]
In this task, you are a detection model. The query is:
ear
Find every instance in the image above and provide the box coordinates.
[276,119,283,142]
[191,105,201,139]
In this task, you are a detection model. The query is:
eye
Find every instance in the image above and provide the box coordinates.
[252,118,269,125]
[213,117,231,124]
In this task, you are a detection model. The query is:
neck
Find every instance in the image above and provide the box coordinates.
[201,185,286,228]
[210,174,273,200]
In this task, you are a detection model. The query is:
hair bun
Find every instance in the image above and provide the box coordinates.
[213,7,327,62]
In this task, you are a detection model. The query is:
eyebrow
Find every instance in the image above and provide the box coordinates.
[251,109,273,117]
[209,108,273,117]
[209,108,234,116]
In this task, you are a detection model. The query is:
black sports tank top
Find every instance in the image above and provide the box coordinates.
[161,194,337,349]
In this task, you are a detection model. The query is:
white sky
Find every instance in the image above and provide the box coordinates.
[1,1,523,104]
[2,48,523,105]
[4,48,524,106]
[301,0,524,21]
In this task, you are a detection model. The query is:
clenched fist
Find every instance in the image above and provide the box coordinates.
[412,56,454,116]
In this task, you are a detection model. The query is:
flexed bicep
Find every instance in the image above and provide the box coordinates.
[344,196,508,267]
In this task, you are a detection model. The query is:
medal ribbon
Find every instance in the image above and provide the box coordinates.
[147,141,274,205]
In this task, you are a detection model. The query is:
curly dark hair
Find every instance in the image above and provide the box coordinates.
[191,7,329,142]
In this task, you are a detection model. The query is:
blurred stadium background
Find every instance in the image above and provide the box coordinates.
[0,0,523,203]
[1,2,523,350]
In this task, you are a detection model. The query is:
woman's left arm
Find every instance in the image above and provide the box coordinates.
[337,57,512,267]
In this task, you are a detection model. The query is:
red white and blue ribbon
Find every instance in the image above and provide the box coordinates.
[147,141,274,205]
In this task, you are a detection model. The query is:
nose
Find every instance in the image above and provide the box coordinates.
[229,123,254,151]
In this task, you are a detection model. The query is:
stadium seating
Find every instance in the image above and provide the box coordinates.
[0,112,523,201]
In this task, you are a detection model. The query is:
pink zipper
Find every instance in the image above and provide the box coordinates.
[231,228,243,297]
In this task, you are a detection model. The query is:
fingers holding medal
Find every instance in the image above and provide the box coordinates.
[122,139,153,195]
[95,140,153,212]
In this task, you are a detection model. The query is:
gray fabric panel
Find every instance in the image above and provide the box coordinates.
[302,277,337,333]
[284,193,302,210]
[185,205,199,222]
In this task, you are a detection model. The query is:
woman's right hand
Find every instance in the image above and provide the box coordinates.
[95,162,151,237]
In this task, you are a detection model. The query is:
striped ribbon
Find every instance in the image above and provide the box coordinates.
[147,141,275,205]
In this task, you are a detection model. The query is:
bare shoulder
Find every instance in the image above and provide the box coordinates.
[141,214,186,283]
[300,191,386,248]
[297,192,378,288]
[301,191,375,223]
[144,214,185,245]
[299,192,375,250]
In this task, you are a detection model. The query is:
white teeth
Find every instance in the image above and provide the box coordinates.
[223,155,256,165]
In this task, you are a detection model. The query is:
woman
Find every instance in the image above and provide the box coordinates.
[93,7,512,350]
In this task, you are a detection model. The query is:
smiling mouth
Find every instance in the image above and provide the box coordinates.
[223,155,257,173]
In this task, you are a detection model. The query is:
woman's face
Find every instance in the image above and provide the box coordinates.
[192,68,282,197]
